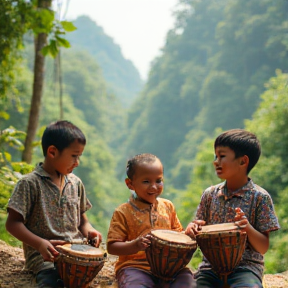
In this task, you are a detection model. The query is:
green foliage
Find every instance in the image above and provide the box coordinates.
[245,71,288,197]
[0,0,76,100]
[0,127,34,211]
[41,20,77,57]
[0,0,32,99]
[66,15,143,107]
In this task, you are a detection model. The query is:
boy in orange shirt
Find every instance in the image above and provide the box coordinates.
[107,153,196,288]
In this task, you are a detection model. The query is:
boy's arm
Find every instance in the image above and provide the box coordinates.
[6,208,59,261]
[107,235,150,256]
[79,213,102,247]
[245,224,269,254]
[235,207,269,254]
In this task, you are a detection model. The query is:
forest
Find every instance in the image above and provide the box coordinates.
[0,0,288,274]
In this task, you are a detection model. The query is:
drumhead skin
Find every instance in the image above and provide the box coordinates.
[200,223,239,233]
[151,229,196,244]
[56,244,104,258]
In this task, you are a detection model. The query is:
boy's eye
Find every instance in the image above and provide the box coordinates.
[143,180,149,184]
[156,179,164,184]
[214,155,225,160]
[72,155,81,159]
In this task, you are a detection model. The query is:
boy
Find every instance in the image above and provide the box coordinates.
[107,153,196,288]
[6,120,102,288]
[185,129,280,288]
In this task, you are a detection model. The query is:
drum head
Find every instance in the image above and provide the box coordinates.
[151,229,195,244]
[200,223,239,233]
[56,244,104,258]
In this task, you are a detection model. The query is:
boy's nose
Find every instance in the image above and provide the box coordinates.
[150,183,157,189]
[74,158,80,166]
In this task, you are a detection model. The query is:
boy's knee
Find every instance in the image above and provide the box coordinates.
[35,268,64,288]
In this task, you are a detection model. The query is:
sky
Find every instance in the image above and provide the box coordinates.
[61,0,179,80]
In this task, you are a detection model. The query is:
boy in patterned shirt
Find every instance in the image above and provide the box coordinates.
[6,120,102,288]
[185,129,280,288]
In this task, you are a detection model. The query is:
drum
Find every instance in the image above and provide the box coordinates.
[145,229,197,281]
[55,243,106,288]
[196,223,247,286]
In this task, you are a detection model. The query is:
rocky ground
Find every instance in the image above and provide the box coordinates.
[0,240,287,288]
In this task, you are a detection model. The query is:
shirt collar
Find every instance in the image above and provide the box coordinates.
[128,192,158,211]
[34,162,70,183]
[217,178,253,200]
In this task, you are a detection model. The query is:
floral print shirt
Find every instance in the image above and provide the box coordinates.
[195,179,280,279]
[107,193,183,275]
[7,163,92,274]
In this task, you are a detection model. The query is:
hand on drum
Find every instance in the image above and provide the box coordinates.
[185,220,206,240]
[234,207,249,229]
[88,230,102,247]
[37,239,60,262]
[135,234,151,251]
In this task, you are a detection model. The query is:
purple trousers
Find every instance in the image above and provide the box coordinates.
[117,267,197,288]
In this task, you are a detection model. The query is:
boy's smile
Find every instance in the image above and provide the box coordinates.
[126,159,164,204]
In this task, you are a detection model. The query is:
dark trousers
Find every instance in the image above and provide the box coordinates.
[117,267,197,288]
[195,269,263,288]
[35,267,64,288]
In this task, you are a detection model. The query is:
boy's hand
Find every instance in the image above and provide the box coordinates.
[88,230,102,247]
[185,220,206,239]
[37,239,59,262]
[234,207,249,229]
[135,234,151,251]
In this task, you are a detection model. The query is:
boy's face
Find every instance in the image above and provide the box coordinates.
[53,140,85,175]
[213,146,244,180]
[126,159,164,204]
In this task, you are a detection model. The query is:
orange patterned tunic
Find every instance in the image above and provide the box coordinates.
[107,193,183,275]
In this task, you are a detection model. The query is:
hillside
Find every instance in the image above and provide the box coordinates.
[67,15,144,107]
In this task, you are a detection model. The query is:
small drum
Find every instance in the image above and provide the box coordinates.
[55,243,106,288]
[145,229,197,281]
[196,223,247,285]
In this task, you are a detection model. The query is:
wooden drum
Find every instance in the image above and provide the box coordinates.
[55,243,106,288]
[145,229,197,281]
[196,223,247,285]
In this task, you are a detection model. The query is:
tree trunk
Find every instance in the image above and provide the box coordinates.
[22,0,52,163]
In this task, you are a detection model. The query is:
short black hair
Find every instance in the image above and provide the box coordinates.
[214,129,261,174]
[41,120,86,156]
[126,153,162,180]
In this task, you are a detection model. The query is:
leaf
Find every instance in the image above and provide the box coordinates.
[56,36,71,48]
[0,111,10,120]
[61,21,77,32]
[41,45,50,56]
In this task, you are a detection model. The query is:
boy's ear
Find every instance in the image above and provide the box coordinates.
[240,155,249,166]
[125,178,134,190]
[47,145,57,158]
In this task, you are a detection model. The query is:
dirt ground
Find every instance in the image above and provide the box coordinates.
[0,240,287,288]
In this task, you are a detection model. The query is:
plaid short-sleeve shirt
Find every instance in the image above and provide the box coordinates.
[195,179,280,279]
[107,193,183,275]
[7,163,92,274]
